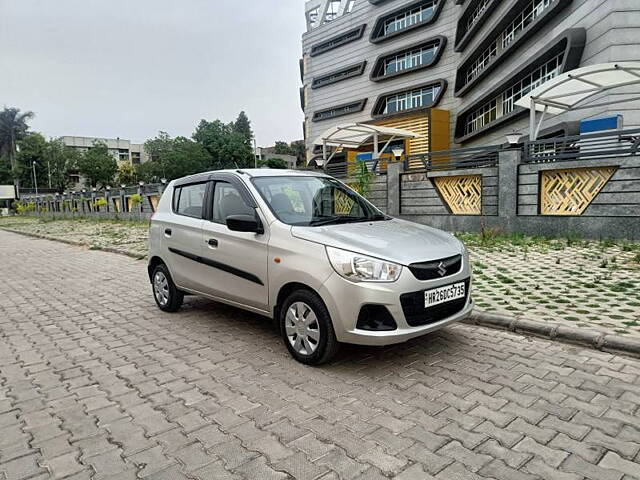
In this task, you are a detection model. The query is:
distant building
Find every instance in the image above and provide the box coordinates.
[255,147,298,169]
[62,136,149,189]
[62,136,149,166]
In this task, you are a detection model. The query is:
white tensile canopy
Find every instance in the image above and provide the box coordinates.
[312,122,421,165]
[515,63,640,140]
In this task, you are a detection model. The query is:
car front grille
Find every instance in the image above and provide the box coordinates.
[400,278,470,327]
[408,254,462,281]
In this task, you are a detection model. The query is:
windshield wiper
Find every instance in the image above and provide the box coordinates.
[308,214,388,226]
[309,216,361,226]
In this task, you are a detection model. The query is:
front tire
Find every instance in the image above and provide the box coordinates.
[152,263,184,312]
[280,289,340,365]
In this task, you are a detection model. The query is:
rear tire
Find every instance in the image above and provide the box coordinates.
[152,263,184,312]
[280,289,340,365]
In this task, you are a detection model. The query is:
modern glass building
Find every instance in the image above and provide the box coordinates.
[300,0,640,163]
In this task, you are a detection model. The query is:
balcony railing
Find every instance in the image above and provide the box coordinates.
[523,127,640,163]
[405,144,501,171]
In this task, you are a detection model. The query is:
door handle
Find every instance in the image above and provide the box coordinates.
[207,238,218,247]
[164,228,172,236]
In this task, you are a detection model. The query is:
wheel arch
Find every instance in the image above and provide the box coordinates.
[273,281,319,330]
[147,256,166,282]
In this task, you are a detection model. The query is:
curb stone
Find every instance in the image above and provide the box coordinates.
[465,309,640,358]
[0,227,146,260]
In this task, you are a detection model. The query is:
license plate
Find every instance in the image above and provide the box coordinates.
[424,282,465,308]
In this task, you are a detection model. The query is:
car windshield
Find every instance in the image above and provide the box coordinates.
[252,175,387,226]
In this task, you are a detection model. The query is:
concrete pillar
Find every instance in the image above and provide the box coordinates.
[497,149,520,230]
[387,161,404,217]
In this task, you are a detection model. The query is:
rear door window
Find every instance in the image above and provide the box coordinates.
[174,183,207,218]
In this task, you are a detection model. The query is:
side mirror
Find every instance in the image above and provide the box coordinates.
[226,214,264,234]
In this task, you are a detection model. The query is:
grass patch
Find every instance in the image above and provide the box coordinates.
[496,274,516,284]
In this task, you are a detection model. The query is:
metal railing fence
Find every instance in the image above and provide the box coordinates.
[523,127,640,163]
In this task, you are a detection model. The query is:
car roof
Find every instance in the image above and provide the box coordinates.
[232,168,327,178]
[173,168,329,185]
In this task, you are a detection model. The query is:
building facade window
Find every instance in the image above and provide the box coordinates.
[502,0,552,49]
[465,0,491,32]
[385,42,438,76]
[312,61,367,89]
[312,99,367,121]
[383,1,436,36]
[461,51,564,136]
[454,0,500,51]
[345,0,356,13]
[384,86,439,115]
[372,80,446,117]
[370,37,445,81]
[455,0,573,95]
[370,0,444,43]
[310,25,366,56]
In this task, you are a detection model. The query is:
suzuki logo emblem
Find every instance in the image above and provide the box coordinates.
[437,262,447,277]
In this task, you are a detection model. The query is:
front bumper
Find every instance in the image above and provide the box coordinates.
[318,265,473,346]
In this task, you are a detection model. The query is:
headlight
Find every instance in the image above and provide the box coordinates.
[326,246,402,282]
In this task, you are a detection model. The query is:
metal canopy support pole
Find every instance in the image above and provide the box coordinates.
[373,132,379,158]
[534,105,548,141]
[372,131,379,174]
[322,139,327,172]
[530,98,537,141]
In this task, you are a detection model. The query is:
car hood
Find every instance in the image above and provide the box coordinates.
[291,218,462,265]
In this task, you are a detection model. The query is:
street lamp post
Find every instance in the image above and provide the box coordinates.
[32,161,39,196]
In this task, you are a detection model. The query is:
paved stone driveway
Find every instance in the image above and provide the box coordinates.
[1,230,639,480]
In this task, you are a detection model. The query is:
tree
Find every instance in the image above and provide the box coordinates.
[233,111,253,146]
[274,141,293,155]
[259,157,287,169]
[273,140,306,166]
[143,131,173,162]
[193,119,254,169]
[136,161,163,184]
[0,107,35,189]
[290,140,307,166]
[77,141,117,187]
[16,133,47,189]
[142,132,210,182]
[161,137,211,180]
[117,163,137,186]
[45,139,79,192]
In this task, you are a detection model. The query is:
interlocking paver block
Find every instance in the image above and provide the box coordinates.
[476,439,531,469]
[275,451,328,480]
[315,448,368,480]
[562,454,624,480]
[1,230,640,480]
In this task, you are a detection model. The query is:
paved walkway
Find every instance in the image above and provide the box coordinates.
[1,230,639,480]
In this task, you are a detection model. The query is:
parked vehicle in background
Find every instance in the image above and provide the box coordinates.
[148,169,472,364]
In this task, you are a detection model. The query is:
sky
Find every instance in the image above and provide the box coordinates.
[0,0,306,147]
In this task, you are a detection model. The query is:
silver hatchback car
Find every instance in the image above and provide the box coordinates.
[148,169,473,364]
